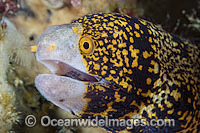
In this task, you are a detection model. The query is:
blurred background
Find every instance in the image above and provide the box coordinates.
[0,0,199,132]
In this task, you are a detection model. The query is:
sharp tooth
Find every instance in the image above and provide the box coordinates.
[42,59,98,82]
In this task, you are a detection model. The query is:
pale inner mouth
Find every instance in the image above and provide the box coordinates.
[40,60,98,82]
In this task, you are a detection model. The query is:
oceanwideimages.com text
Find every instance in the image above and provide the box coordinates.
[25,115,175,128]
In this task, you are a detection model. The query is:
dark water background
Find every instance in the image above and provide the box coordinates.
[139,0,200,44]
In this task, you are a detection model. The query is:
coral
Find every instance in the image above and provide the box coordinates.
[41,0,82,9]
[41,0,65,9]
[0,0,18,20]
[0,18,19,132]
[71,0,81,8]
[183,9,200,32]
[0,83,18,132]
[0,21,6,41]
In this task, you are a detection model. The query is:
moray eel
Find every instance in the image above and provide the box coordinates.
[34,13,200,132]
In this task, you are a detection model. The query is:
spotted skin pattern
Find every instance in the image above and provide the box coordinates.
[72,13,200,132]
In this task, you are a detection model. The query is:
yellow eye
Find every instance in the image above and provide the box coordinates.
[79,36,95,55]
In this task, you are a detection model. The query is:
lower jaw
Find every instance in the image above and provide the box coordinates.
[34,73,88,114]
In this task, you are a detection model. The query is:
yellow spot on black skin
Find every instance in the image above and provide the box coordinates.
[93,63,100,70]
[130,49,140,67]
[148,37,153,43]
[188,98,191,103]
[110,70,116,74]
[119,43,126,48]
[125,27,130,32]
[114,92,126,102]
[101,71,106,75]
[113,33,118,38]
[148,29,152,34]
[134,23,140,30]
[134,31,140,38]
[177,111,182,115]
[96,86,106,92]
[101,32,108,37]
[146,78,152,85]
[139,19,147,25]
[167,108,174,115]
[130,37,134,43]
[112,39,117,45]
[138,65,143,71]
[143,51,152,59]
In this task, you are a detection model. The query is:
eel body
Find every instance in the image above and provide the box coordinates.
[34,13,200,132]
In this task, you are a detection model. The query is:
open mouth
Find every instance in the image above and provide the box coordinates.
[39,59,99,82]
